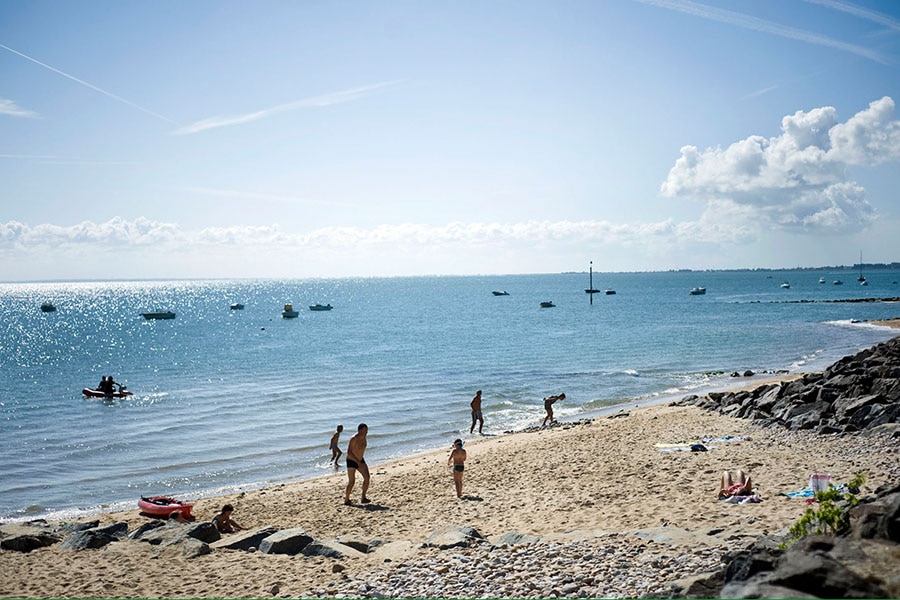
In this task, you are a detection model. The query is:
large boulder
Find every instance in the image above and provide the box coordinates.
[424,524,485,549]
[58,522,128,551]
[259,528,313,555]
[209,526,277,551]
[301,539,365,559]
[0,522,62,552]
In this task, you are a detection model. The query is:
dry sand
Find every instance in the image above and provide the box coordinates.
[2,395,899,598]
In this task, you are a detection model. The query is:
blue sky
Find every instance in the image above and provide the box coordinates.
[2,0,899,280]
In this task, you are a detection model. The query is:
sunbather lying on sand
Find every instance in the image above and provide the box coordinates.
[718,469,753,499]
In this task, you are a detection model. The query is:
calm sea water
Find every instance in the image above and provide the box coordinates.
[2,271,899,521]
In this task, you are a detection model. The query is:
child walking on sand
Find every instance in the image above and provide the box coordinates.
[329,424,343,466]
[448,439,467,498]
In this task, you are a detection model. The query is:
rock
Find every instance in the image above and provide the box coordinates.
[424,524,485,549]
[58,522,127,551]
[259,528,313,555]
[137,521,221,547]
[334,533,371,553]
[54,520,100,534]
[209,526,277,551]
[0,522,62,552]
[301,540,365,559]
[128,520,166,539]
[180,537,211,559]
[494,531,541,546]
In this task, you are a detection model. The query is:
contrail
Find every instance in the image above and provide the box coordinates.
[633,0,888,64]
[0,43,181,126]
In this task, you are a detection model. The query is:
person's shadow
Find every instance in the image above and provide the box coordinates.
[358,502,390,511]
[459,495,483,501]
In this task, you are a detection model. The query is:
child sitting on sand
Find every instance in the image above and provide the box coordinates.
[212,504,244,533]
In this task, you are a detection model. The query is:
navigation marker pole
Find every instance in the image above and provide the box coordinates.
[590,261,593,305]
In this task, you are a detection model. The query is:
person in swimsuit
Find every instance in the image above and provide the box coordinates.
[718,470,753,499]
[344,423,371,506]
[329,424,343,466]
[541,392,565,428]
[470,390,484,434]
[211,504,243,533]
[448,438,467,498]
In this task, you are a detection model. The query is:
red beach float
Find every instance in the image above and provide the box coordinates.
[138,496,194,518]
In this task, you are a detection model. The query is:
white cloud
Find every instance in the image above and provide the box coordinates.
[173,80,403,135]
[661,97,900,234]
[0,98,38,118]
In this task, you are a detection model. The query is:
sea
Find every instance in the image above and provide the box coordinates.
[2,270,899,522]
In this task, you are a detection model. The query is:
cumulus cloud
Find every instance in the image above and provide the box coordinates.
[661,97,900,233]
[0,98,38,118]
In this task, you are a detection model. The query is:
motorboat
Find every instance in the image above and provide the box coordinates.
[861,280,868,286]
[138,496,194,518]
[230,303,244,310]
[282,303,299,318]
[141,310,176,320]
[584,288,601,294]
[309,304,333,311]
[689,287,706,295]
[83,387,133,399]
[40,302,56,312]
[833,280,843,285]
[819,277,826,284]
[604,289,616,295]
[492,291,510,296]
[540,301,555,308]
[780,282,790,289]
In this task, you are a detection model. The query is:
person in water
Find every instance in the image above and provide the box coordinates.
[541,392,565,428]
[344,423,371,506]
[448,439,467,498]
[212,504,243,533]
[470,390,484,435]
[329,424,344,466]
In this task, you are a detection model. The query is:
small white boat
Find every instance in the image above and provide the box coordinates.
[282,303,299,318]
[819,277,826,284]
[309,304,333,311]
[141,310,176,320]
[780,282,791,289]
[860,280,868,286]
[689,287,706,295]
[40,302,57,312]
[230,303,244,310]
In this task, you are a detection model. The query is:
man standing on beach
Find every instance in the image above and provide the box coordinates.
[470,390,484,434]
[344,423,371,506]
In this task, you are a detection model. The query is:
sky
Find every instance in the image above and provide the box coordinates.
[2,0,900,281]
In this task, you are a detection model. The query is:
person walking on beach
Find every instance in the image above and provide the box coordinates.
[344,423,371,505]
[448,438,467,498]
[541,392,565,428]
[470,390,484,434]
[329,424,344,466]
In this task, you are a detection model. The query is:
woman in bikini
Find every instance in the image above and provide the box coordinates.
[448,439,467,498]
[718,470,753,499]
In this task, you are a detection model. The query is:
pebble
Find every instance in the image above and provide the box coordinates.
[302,537,730,598]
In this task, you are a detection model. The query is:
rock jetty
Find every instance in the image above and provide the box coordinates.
[675,336,900,435]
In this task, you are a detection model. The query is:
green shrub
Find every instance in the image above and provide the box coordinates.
[783,473,867,547]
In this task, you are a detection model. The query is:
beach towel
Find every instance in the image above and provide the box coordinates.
[655,443,715,453]
[720,494,762,504]
[701,435,751,444]
[778,488,815,498]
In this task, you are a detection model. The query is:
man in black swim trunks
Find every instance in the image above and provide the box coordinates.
[344,423,371,505]
[541,392,565,428]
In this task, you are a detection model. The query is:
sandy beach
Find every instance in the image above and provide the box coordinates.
[3,381,900,598]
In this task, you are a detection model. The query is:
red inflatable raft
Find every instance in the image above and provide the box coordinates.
[82,388,133,399]
[138,496,194,518]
